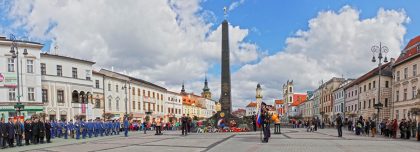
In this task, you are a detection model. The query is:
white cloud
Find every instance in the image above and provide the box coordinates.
[231,6,409,108]
[4,0,260,99]
[229,0,245,11]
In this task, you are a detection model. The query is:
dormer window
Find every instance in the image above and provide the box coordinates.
[417,45,420,51]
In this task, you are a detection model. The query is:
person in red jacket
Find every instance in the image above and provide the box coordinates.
[392,119,398,139]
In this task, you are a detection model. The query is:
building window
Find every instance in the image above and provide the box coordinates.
[143,102,146,110]
[364,85,366,92]
[116,99,119,111]
[385,81,389,88]
[403,109,407,119]
[368,83,371,90]
[148,91,150,97]
[108,83,111,91]
[404,68,408,79]
[27,59,34,73]
[143,90,146,96]
[95,99,101,108]
[161,94,163,100]
[95,80,100,88]
[396,91,399,102]
[412,86,417,99]
[404,88,407,100]
[72,67,78,78]
[153,92,155,98]
[373,81,376,88]
[363,101,366,109]
[57,90,64,103]
[384,98,388,107]
[8,88,16,101]
[132,87,136,95]
[395,110,399,120]
[41,63,46,75]
[57,65,62,76]
[116,85,119,92]
[414,64,417,76]
[396,71,400,81]
[42,89,48,103]
[85,70,91,80]
[138,89,140,96]
[8,58,15,72]
[132,101,136,109]
[138,102,141,111]
[28,87,35,101]
[368,100,371,108]
[108,99,112,111]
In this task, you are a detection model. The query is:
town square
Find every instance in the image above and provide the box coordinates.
[0,0,420,152]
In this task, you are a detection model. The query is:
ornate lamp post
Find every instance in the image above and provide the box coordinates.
[371,42,389,126]
[10,34,28,116]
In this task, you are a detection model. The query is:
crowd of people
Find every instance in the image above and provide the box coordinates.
[346,116,419,140]
[0,117,130,149]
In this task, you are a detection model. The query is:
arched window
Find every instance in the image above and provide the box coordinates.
[79,91,85,103]
[72,91,79,103]
[116,99,120,111]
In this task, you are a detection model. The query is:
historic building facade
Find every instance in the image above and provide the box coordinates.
[166,91,183,121]
[245,101,256,116]
[0,36,44,121]
[320,77,345,123]
[333,79,353,120]
[393,36,420,122]
[92,71,105,119]
[344,82,360,122]
[41,53,95,121]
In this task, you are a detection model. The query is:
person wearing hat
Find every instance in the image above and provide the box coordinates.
[335,113,343,137]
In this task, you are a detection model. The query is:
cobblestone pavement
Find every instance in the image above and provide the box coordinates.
[3,128,419,152]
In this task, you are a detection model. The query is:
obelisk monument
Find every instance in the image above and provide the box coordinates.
[220,19,232,115]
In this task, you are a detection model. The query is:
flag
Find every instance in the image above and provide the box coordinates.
[256,101,262,128]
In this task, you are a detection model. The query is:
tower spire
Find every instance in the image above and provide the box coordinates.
[181,81,185,93]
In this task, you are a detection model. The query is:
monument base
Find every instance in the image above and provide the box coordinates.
[207,111,251,131]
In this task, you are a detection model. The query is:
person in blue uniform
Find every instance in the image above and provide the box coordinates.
[99,120,104,137]
[57,120,63,138]
[68,120,74,139]
[104,121,109,136]
[81,119,87,139]
[75,120,81,140]
[50,120,55,139]
[63,120,68,139]
[93,119,99,137]
[87,119,93,138]
[115,120,120,135]
[124,117,129,137]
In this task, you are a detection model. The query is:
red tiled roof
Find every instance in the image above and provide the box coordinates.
[344,62,392,89]
[395,35,420,66]
[246,102,257,107]
[290,94,307,106]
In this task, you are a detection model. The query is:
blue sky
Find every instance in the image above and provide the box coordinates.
[1,0,419,107]
[204,0,420,56]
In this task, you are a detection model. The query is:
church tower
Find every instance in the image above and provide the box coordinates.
[201,75,212,99]
[181,81,186,95]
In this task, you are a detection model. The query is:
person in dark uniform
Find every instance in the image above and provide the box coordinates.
[181,114,188,136]
[261,103,271,143]
[24,119,32,145]
[124,117,129,137]
[251,112,257,132]
[7,118,15,147]
[15,118,23,146]
[45,120,52,143]
[32,119,40,144]
[1,118,7,149]
[39,119,45,144]
[336,113,343,137]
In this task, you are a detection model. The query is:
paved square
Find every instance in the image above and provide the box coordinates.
[3,128,419,152]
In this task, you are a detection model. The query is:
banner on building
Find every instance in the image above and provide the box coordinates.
[3,72,17,87]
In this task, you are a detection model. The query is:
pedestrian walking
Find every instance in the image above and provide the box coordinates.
[261,103,271,143]
[181,114,188,136]
[124,117,129,137]
[142,119,147,134]
[336,114,343,137]
[32,119,40,144]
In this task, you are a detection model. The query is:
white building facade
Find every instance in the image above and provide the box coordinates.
[41,53,95,121]
[0,37,44,121]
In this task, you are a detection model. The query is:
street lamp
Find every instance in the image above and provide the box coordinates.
[122,82,129,116]
[10,34,28,116]
[371,42,389,126]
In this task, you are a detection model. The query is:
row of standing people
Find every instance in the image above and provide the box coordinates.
[0,117,130,149]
